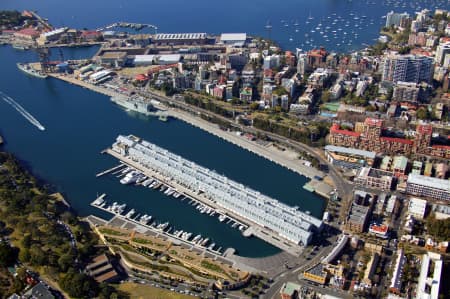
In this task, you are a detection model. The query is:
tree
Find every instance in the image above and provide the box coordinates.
[59,272,99,298]
[0,242,17,267]
[416,107,430,120]
[321,90,332,103]
[398,46,412,54]
[98,282,117,299]
[58,253,74,272]
[21,234,32,248]
[426,216,450,241]
[18,248,30,263]
[29,244,47,266]
[249,102,260,110]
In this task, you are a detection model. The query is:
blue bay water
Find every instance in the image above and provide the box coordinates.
[0,45,326,257]
[1,0,450,257]
[2,0,450,51]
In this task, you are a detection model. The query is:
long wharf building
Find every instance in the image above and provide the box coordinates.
[112,135,322,246]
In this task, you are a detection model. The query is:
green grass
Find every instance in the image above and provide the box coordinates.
[200,260,225,274]
[99,228,128,236]
[133,238,153,245]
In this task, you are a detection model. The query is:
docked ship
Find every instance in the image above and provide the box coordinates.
[110,95,154,115]
[16,63,48,79]
[12,44,29,50]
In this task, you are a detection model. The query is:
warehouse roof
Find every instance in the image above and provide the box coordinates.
[43,27,67,37]
[407,174,450,191]
[155,33,206,40]
[134,55,155,63]
[325,145,376,159]
[220,33,247,41]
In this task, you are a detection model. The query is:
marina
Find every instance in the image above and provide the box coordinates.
[90,193,225,255]
[96,134,324,255]
[92,161,255,255]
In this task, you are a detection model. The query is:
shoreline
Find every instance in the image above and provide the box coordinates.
[47,73,331,196]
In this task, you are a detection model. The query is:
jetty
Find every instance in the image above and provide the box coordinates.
[96,22,158,32]
[96,163,126,177]
[103,135,325,255]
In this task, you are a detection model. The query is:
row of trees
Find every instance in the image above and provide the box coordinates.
[0,10,30,27]
[252,116,330,146]
[253,117,313,145]
[426,215,450,241]
[184,95,235,118]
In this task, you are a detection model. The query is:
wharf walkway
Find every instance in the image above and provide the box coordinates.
[167,108,324,180]
[40,42,103,48]
[103,148,305,256]
[47,73,118,97]
[225,251,299,276]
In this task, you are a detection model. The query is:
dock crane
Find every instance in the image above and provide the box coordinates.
[35,42,65,74]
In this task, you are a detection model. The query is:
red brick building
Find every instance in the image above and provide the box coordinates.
[307,47,328,68]
[329,123,360,147]
[14,28,40,40]
[329,118,449,158]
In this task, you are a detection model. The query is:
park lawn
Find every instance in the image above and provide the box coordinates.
[116,282,195,299]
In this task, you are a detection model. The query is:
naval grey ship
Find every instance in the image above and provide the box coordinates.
[110,95,154,115]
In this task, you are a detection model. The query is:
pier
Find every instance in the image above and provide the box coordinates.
[96,164,126,177]
[102,135,324,255]
[103,148,305,255]
[96,22,158,33]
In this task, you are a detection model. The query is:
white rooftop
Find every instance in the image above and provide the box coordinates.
[90,69,112,80]
[407,174,450,191]
[43,27,67,37]
[220,33,247,41]
[417,252,442,299]
[134,55,155,63]
[408,197,427,218]
[158,54,181,62]
[325,145,376,159]
[155,33,206,40]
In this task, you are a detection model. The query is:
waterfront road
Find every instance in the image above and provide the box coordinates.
[261,231,354,299]
[145,90,353,203]
[47,74,352,203]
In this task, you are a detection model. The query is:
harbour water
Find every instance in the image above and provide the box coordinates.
[2,0,450,52]
[2,0,450,257]
[0,45,324,257]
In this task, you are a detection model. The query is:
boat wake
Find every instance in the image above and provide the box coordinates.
[0,91,45,131]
